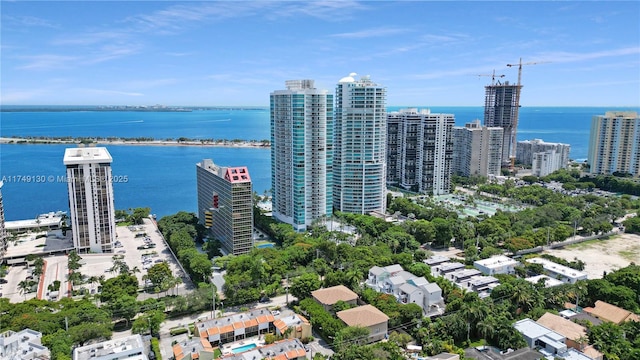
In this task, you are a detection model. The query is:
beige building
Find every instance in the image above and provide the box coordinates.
[588,111,640,177]
[311,285,358,312]
[196,159,253,255]
[452,120,503,177]
[64,147,116,253]
[336,304,389,343]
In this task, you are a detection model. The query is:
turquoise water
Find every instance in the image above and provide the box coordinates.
[231,343,257,354]
[1,106,638,220]
[255,243,275,249]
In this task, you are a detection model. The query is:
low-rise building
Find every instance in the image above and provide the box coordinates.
[194,308,275,346]
[366,264,444,316]
[536,312,603,360]
[5,212,66,233]
[173,338,215,360]
[220,339,306,360]
[514,319,567,355]
[474,255,520,275]
[583,300,640,324]
[525,275,564,288]
[423,255,449,267]
[430,262,465,278]
[311,285,358,312]
[527,258,588,284]
[336,305,389,343]
[73,334,148,360]
[273,314,312,340]
[458,275,500,298]
[0,329,50,360]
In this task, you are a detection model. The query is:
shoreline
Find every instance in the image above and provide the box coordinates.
[0,137,271,149]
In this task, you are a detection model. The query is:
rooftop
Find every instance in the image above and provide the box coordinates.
[474,255,519,268]
[337,305,389,328]
[583,300,640,324]
[527,258,588,280]
[173,337,214,360]
[525,275,565,288]
[73,334,146,360]
[63,146,112,165]
[220,339,306,360]
[311,285,358,306]
[536,312,586,342]
[196,308,275,335]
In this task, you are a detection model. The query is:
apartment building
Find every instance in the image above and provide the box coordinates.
[484,81,522,165]
[452,120,503,177]
[588,111,640,177]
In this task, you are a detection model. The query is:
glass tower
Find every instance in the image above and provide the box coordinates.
[270,80,333,231]
[334,73,387,214]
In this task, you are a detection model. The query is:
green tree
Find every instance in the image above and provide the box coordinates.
[32,257,45,277]
[334,326,370,351]
[143,262,173,293]
[132,310,165,336]
[290,273,321,300]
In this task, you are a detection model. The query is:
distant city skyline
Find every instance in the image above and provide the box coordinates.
[1,1,639,107]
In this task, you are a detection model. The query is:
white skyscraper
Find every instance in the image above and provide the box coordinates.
[63,147,116,253]
[270,80,333,231]
[334,73,387,214]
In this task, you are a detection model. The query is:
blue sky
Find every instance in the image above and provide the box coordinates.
[1,1,639,106]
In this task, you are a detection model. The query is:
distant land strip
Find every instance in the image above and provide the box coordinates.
[0,136,271,149]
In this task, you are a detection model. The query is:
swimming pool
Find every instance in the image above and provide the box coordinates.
[255,242,275,249]
[231,343,257,354]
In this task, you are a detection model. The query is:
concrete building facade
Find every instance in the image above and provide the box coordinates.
[63,147,116,253]
[73,334,148,360]
[588,111,640,177]
[452,120,503,177]
[484,81,522,165]
[334,73,387,214]
[387,108,454,195]
[517,139,570,167]
[196,159,253,255]
[270,80,333,231]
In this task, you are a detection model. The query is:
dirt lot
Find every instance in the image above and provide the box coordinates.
[544,233,640,279]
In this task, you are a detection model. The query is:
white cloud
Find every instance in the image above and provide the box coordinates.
[538,47,640,63]
[16,54,79,70]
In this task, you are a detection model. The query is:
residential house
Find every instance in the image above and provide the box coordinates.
[173,338,215,360]
[336,305,389,343]
[366,264,444,316]
[273,314,312,340]
[514,319,595,360]
[536,312,603,360]
[311,285,358,312]
[583,300,640,325]
[194,308,276,346]
[525,275,564,288]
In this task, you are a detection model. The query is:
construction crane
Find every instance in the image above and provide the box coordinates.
[505,58,548,172]
[477,70,505,85]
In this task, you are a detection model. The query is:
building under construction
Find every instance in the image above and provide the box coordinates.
[483,81,522,166]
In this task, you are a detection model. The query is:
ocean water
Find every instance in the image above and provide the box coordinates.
[1,106,637,220]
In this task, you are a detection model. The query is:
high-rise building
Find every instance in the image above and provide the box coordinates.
[334,73,387,214]
[484,81,521,165]
[270,80,333,231]
[531,150,565,177]
[452,120,503,177]
[0,181,7,260]
[588,111,640,177]
[63,147,116,253]
[387,109,454,194]
[196,159,253,255]
[516,139,570,176]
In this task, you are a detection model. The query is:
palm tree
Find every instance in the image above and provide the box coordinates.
[477,317,496,346]
[18,280,31,300]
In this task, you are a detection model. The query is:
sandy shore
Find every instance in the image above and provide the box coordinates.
[544,233,640,279]
[0,137,270,149]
